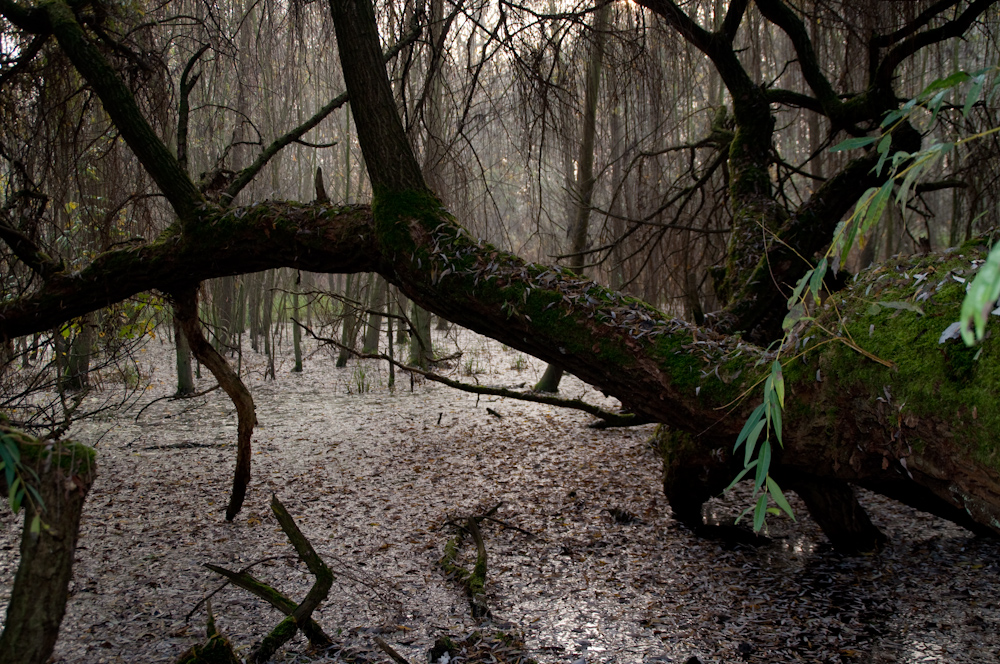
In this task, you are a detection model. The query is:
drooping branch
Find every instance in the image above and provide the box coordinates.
[220,17,424,204]
[297,320,647,427]
[38,0,204,223]
[0,212,62,279]
[171,286,256,521]
[0,31,46,89]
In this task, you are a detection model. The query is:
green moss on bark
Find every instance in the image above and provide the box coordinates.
[807,247,1000,471]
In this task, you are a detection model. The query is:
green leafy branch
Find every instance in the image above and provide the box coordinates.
[826,67,1000,346]
[0,426,44,535]
[729,66,1000,532]
[728,359,795,532]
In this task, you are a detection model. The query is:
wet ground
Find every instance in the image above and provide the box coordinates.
[1,328,999,663]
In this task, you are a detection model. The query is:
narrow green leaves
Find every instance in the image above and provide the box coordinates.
[766,477,796,521]
[829,136,877,152]
[730,360,791,532]
[960,241,1000,345]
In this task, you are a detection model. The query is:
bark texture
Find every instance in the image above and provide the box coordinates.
[0,428,96,664]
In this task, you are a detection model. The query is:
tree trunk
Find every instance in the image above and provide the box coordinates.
[173,310,195,396]
[336,273,361,368]
[63,312,95,391]
[536,1,609,393]
[0,429,96,664]
[362,275,386,354]
[291,281,303,373]
[408,302,432,369]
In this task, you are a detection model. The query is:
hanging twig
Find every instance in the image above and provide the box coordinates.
[134,383,220,422]
[295,320,647,427]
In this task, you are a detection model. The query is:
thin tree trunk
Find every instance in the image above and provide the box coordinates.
[362,275,386,354]
[173,310,195,395]
[336,274,360,367]
[408,301,432,369]
[63,312,95,390]
[291,276,303,373]
[537,1,609,393]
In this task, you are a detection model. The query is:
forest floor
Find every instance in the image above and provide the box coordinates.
[2,326,999,664]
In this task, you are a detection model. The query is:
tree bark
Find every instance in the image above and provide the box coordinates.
[0,428,96,664]
[173,311,195,396]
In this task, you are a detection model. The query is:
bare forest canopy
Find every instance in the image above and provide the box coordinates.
[2,0,1000,659]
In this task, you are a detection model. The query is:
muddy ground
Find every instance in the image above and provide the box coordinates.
[1,328,999,663]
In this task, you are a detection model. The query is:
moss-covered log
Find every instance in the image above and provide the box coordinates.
[0,426,96,664]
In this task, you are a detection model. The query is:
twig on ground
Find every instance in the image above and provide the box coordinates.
[248,495,334,663]
[374,636,414,664]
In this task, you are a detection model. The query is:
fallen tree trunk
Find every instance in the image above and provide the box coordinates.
[2,197,1000,548]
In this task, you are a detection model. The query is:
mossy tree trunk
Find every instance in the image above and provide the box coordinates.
[0,428,97,664]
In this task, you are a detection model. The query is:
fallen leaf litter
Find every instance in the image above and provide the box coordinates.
[1,328,998,663]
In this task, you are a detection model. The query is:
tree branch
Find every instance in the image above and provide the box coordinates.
[720,0,747,42]
[203,562,332,648]
[0,202,378,340]
[754,0,843,118]
[177,44,210,176]
[296,320,648,427]
[0,195,62,279]
[874,0,996,105]
[221,18,424,204]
